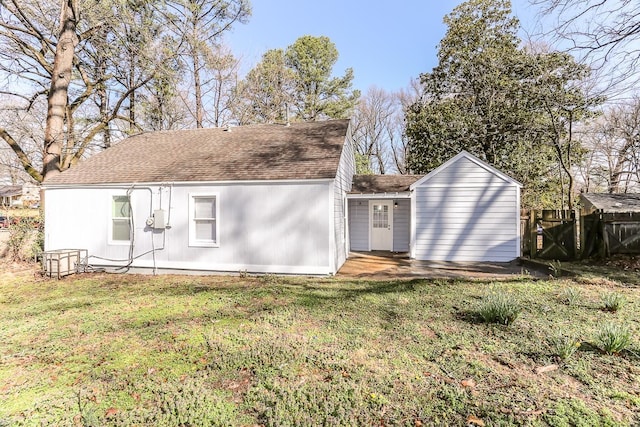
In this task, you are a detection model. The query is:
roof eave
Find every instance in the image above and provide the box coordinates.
[347,192,412,199]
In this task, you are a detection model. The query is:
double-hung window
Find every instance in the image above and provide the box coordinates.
[111,195,131,243]
[189,194,219,247]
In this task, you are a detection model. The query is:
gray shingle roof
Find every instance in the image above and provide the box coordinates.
[350,174,423,194]
[0,185,21,197]
[44,120,351,185]
[581,193,640,213]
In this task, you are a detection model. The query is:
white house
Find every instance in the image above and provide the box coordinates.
[348,151,522,262]
[0,182,40,207]
[42,121,521,275]
[43,120,355,275]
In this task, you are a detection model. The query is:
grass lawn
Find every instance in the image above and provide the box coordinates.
[0,267,638,426]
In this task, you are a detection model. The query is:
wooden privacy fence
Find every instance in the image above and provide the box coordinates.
[521,210,577,260]
[581,212,640,258]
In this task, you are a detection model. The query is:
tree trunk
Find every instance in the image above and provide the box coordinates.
[193,48,203,128]
[96,36,111,148]
[129,54,136,132]
[43,0,78,181]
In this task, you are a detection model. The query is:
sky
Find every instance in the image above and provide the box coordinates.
[224,0,539,94]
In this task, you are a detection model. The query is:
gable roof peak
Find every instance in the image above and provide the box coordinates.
[410,150,522,189]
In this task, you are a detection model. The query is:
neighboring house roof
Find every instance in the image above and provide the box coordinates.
[0,185,21,197]
[580,193,640,213]
[410,150,522,189]
[350,175,423,193]
[44,120,351,185]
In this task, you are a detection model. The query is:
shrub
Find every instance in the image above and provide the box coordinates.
[601,292,625,312]
[596,323,631,355]
[549,333,581,361]
[5,215,42,261]
[558,287,582,306]
[477,291,521,326]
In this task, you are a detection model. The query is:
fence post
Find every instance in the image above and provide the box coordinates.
[530,209,537,258]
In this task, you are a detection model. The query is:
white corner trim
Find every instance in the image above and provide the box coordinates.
[515,186,521,258]
[410,191,416,259]
[328,181,336,274]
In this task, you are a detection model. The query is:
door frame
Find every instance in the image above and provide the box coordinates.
[368,199,394,251]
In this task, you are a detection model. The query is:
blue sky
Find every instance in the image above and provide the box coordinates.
[225,0,539,93]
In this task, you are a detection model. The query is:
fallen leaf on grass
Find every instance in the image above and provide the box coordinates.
[105,407,119,417]
[466,414,485,426]
[461,378,476,388]
[534,364,558,374]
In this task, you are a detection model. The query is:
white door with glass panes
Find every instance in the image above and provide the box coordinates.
[370,200,393,251]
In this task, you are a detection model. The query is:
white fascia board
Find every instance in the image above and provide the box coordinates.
[409,150,522,190]
[347,192,411,199]
[42,178,334,190]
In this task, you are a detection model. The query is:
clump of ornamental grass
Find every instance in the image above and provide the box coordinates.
[558,287,582,306]
[601,291,625,312]
[548,333,581,361]
[477,291,521,326]
[596,323,632,355]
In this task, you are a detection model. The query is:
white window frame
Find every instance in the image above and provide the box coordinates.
[109,194,132,245]
[189,192,220,247]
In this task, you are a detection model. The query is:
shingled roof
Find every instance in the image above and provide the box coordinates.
[44,120,351,185]
[0,185,21,197]
[581,193,640,213]
[350,174,423,194]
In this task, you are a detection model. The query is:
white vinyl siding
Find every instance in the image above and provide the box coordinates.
[412,155,520,262]
[111,195,131,243]
[44,181,333,275]
[348,199,369,251]
[392,199,410,252]
[189,194,219,247]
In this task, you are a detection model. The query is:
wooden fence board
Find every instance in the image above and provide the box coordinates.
[580,212,640,257]
[522,210,577,261]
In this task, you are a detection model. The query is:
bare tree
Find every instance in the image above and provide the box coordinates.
[533,0,640,94]
[390,78,421,174]
[351,82,421,175]
[578,96,640,193]
[0,0,169,180]
[352,87,397,174]
[203,45,241,127]
[165,0,250,128]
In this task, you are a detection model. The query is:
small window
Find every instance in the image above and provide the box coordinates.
[112,195,131,242]
[189,194,219,247]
